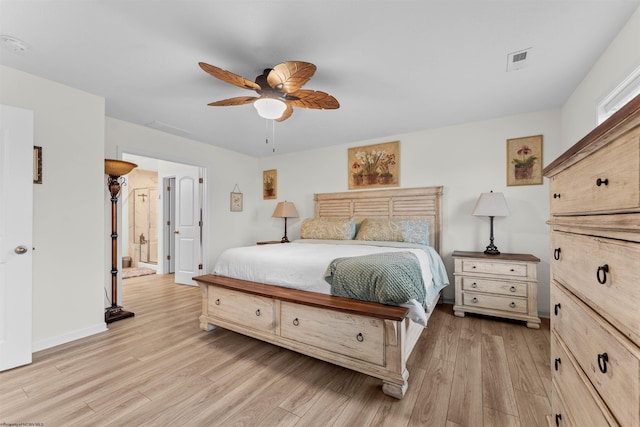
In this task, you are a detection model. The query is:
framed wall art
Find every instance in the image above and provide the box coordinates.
[230,185,243,212]
[507,135,543,186]
[263,169,277,199]
[33,146,42,184]
[348,140,400,190]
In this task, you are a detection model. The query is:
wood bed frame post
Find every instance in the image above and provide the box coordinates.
[199,283,215,331]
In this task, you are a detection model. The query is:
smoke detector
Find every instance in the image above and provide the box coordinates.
[0,35,29,54]
[507,48,532,72]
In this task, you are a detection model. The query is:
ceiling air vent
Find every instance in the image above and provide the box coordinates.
[507,48,532,72]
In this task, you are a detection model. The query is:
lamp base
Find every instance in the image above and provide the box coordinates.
[483,244,501,255]
[281,236,290,243]
[105,306,135,324]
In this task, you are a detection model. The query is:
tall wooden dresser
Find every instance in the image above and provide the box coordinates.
[543,94,640,427]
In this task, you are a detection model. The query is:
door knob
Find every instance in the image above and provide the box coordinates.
[15,245,28,254]
[174,230,180,234]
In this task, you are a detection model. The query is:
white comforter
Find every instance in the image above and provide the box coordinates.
[213,240,445,326]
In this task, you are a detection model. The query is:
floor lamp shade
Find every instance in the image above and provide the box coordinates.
[272,201,299,243]
[105,159,137,323]
[472,191,509,255]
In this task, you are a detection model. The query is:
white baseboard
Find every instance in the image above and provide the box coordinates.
[32,322,108,352]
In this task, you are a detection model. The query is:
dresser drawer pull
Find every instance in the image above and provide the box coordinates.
[509,286,517,292]
[554,303,561,316]
[596,178,609,186]
[597,352,609,374]
[554,358,561,371]
[509,302,516,308]
[555,414,562,426]
[553,248,561,260]
[255,309,261,317]
[553,193,561,199]
[356,333,364,342]
[471,282,478,288]
[596,264,609,284]
[292,318,300,326]
[215,298,220,305]
[472,297,479,303]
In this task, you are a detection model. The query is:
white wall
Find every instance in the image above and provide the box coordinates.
[561,7,640,150]
[256,110,563,316]
[0,65,107,349]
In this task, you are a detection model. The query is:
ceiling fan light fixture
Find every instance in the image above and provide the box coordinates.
[253,98,287,120]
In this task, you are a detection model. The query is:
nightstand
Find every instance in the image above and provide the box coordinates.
[256,240,284,245]
[452,250,540,328]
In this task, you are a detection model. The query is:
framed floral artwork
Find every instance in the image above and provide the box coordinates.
[263,169,277,199]
[348,141,400,189]
[507,135,543,186]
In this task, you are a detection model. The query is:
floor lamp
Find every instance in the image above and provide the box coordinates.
[105,159,137,323]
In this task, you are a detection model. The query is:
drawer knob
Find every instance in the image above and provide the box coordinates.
[596,178,609,187]
[553,193,561,199]
[356,332,364,342]
[554,303,561,316]
[472,297,479,303]
[597,352,609,374]
[555,414,562,426]
[471,282,478,288]
[215,298,220,305]
[553,248,561,260]
[509,286,517,292]
[292,318,300,326]
[596,264,609,284]
[509,301,516,308]
[554,358,561,371]
[255,309,261,317]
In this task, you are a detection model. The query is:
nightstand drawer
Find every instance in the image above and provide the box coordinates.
[462,292,527,313]
[461,259,528,277]
[460,276,527,297]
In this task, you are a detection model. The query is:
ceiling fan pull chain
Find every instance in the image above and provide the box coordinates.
[265,119,269,145]
[272,119,276,153]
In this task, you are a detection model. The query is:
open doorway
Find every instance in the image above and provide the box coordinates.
[121,153,205,287]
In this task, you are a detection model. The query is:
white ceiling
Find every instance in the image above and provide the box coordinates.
[1,1,638,157]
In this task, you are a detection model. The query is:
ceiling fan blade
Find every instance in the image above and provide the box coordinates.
[286,90,340,110]
[267,62,316,93]
[275,103,294,122]
[207,96,258,106]
[199,62,261,91]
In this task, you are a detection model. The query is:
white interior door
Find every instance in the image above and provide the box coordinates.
[0,105,34,371]
[174,168,202,285]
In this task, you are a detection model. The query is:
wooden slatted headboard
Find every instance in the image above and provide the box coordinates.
[314,186,443,253]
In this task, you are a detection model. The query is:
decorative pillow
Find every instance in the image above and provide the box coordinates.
[355,218,430,245]
[300,218,356,240]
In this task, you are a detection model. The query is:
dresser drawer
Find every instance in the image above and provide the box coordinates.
[552,231,640,346]
[207,286,275,333]
[551,382,575,427]
[280,301,385,366]
[460,259,528,278]
[460,276,527,297]
[461,292,527,313]
[552,283,640,427]
[551,331,618,427]
[549,133,640,215]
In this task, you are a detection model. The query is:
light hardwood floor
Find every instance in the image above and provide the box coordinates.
[1,274,551,426]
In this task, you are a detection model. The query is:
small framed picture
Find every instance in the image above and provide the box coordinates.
[263,169,277,199]
[230,192,243,212]
[507,135,543,186]
[33,146,42,184]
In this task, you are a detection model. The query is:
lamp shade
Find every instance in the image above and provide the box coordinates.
[272,201,299,218]
[254,98,287,120]
[105,159,137,177]
[472,191,509,217]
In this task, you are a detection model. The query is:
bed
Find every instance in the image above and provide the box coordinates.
[194,186,446,399]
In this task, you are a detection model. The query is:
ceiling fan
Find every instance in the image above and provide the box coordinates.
[198,61,339,121]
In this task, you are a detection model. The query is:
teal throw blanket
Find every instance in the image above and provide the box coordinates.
[325,251,425,306]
